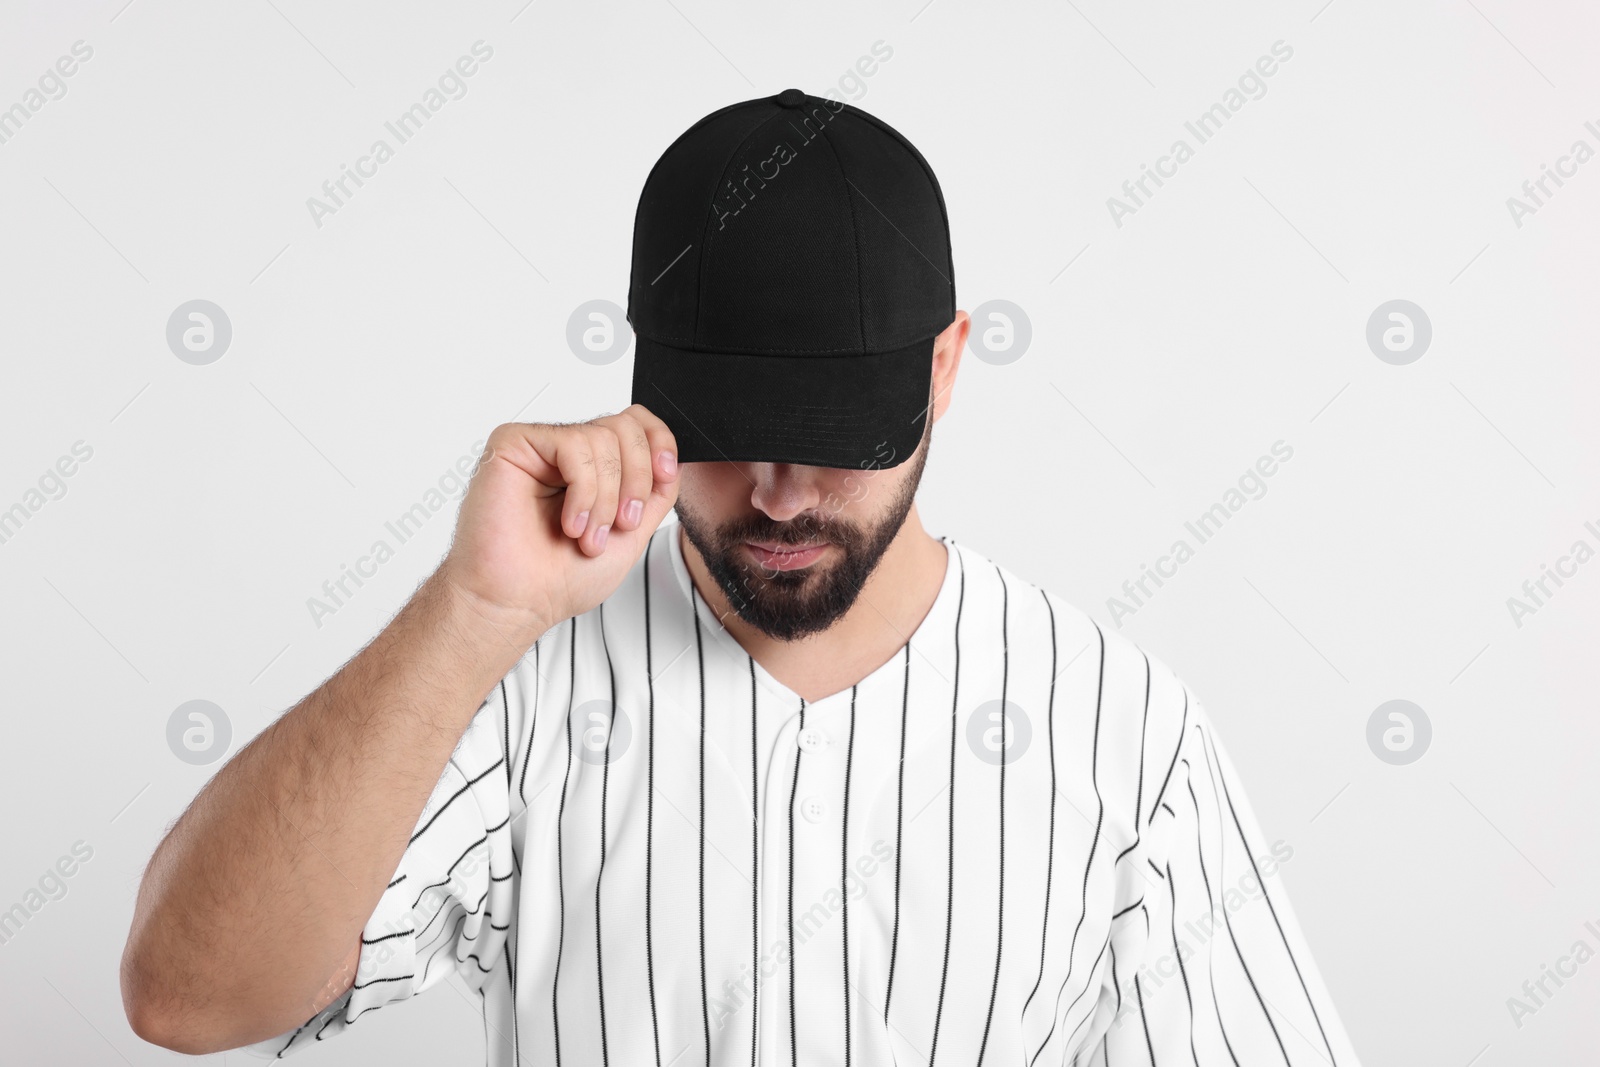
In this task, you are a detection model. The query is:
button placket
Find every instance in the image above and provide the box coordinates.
[758,706,804,1067]
[758,696,851,1067]
[790,698,856,1062]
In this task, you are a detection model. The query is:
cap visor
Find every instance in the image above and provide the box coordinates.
[630,334,933,469]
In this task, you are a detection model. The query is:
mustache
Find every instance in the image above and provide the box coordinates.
[720,512,861,549]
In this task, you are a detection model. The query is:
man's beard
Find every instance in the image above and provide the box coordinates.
[676,426,931,642]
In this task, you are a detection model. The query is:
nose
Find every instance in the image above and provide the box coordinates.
[746,463,822,522]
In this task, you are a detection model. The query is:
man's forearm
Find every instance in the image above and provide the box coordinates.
[120,570,543,1053]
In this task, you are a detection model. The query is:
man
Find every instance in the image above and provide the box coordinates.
[121,89,1361,1065]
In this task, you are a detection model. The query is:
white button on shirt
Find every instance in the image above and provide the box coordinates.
[248,515,1361,1066]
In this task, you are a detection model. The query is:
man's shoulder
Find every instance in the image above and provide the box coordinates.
[947,538,1196,717]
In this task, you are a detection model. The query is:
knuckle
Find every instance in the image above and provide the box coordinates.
[625,403,660,431]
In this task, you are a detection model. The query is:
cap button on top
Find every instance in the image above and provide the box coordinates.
[775,88,806,108]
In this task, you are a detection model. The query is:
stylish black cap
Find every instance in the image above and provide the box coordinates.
[627,89,955,470]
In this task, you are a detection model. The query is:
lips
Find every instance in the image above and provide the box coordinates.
[743,540,829,571]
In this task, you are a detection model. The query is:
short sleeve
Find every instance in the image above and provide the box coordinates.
[240,674,523,1059]
[1080,689,1362,1066]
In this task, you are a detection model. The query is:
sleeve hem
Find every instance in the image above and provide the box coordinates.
[237,875,420,1059]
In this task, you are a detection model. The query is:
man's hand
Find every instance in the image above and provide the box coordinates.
[438,404,680,640]
[121,404,679,1055]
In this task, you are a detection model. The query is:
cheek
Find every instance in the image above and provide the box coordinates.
[679,466,749,516]
[824,466,903,513]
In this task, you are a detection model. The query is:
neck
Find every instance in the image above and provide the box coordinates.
[678,505,948,703]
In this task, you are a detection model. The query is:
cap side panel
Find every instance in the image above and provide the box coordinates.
[627,99,771,324]
[828,111,955,349]
[628,105,777,341]
[809,107,869,353]
[692,103,786,346]
[838,105,957,315]
[694,103,863,353]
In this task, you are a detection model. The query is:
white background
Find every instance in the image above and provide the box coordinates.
[1,0,1597,1063]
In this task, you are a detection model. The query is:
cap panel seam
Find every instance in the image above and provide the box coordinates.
[839,106,956,314]
[627,99,771,327]
[695,105,787,345]
[809,108,867,351]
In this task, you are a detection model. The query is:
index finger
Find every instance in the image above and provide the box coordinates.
[617,403,679,485]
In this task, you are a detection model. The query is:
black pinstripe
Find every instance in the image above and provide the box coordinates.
[502,679,513,794]
[1109,941,1122,1014]
[1148,688,1188,829]
[927,546,966,1067]
[1135,973,1157,1066]
[1030,619,1108,1067]
[841,684,858,1067]
[1060,934,1114,1055]
[749,657,761,1067]
[506,949,520,1067]
[695,607,711,1067]
[975,565,1009,1065]
[412,834,494,916]
[1022,591,1059,1020]
[1183,763,1239,1066]
[594,603,616,1067]
[502,673,523,1067]
[519,642,540,805]
[787,696,807,1067]
[361,928,413,946]
[550,616,578,1067]
[882,641,911,1022]
[410,758,505,846]
[1112,653,1152,868]
[1195,727,1289,1065]
[421,909,471,987]
[643,531,663,1067]
[1167,861,1200,1067]
[1204,725,1337,1066]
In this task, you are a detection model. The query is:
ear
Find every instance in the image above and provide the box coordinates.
[929,311,969,424]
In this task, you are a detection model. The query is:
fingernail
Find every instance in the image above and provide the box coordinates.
[574,510,589,535]
[659,450,678,477]
[623,498,643,525]
[594,524,610,549]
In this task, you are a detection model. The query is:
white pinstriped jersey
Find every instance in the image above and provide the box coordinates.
[248,515,1360,1065]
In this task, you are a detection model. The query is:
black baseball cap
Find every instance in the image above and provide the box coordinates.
[627,88,955,470]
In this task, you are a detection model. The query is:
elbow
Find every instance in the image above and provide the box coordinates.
[122,995,210,1055]
[124,1003,214,1056]
[120,928,331,1056]
[120,938,230,1055]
